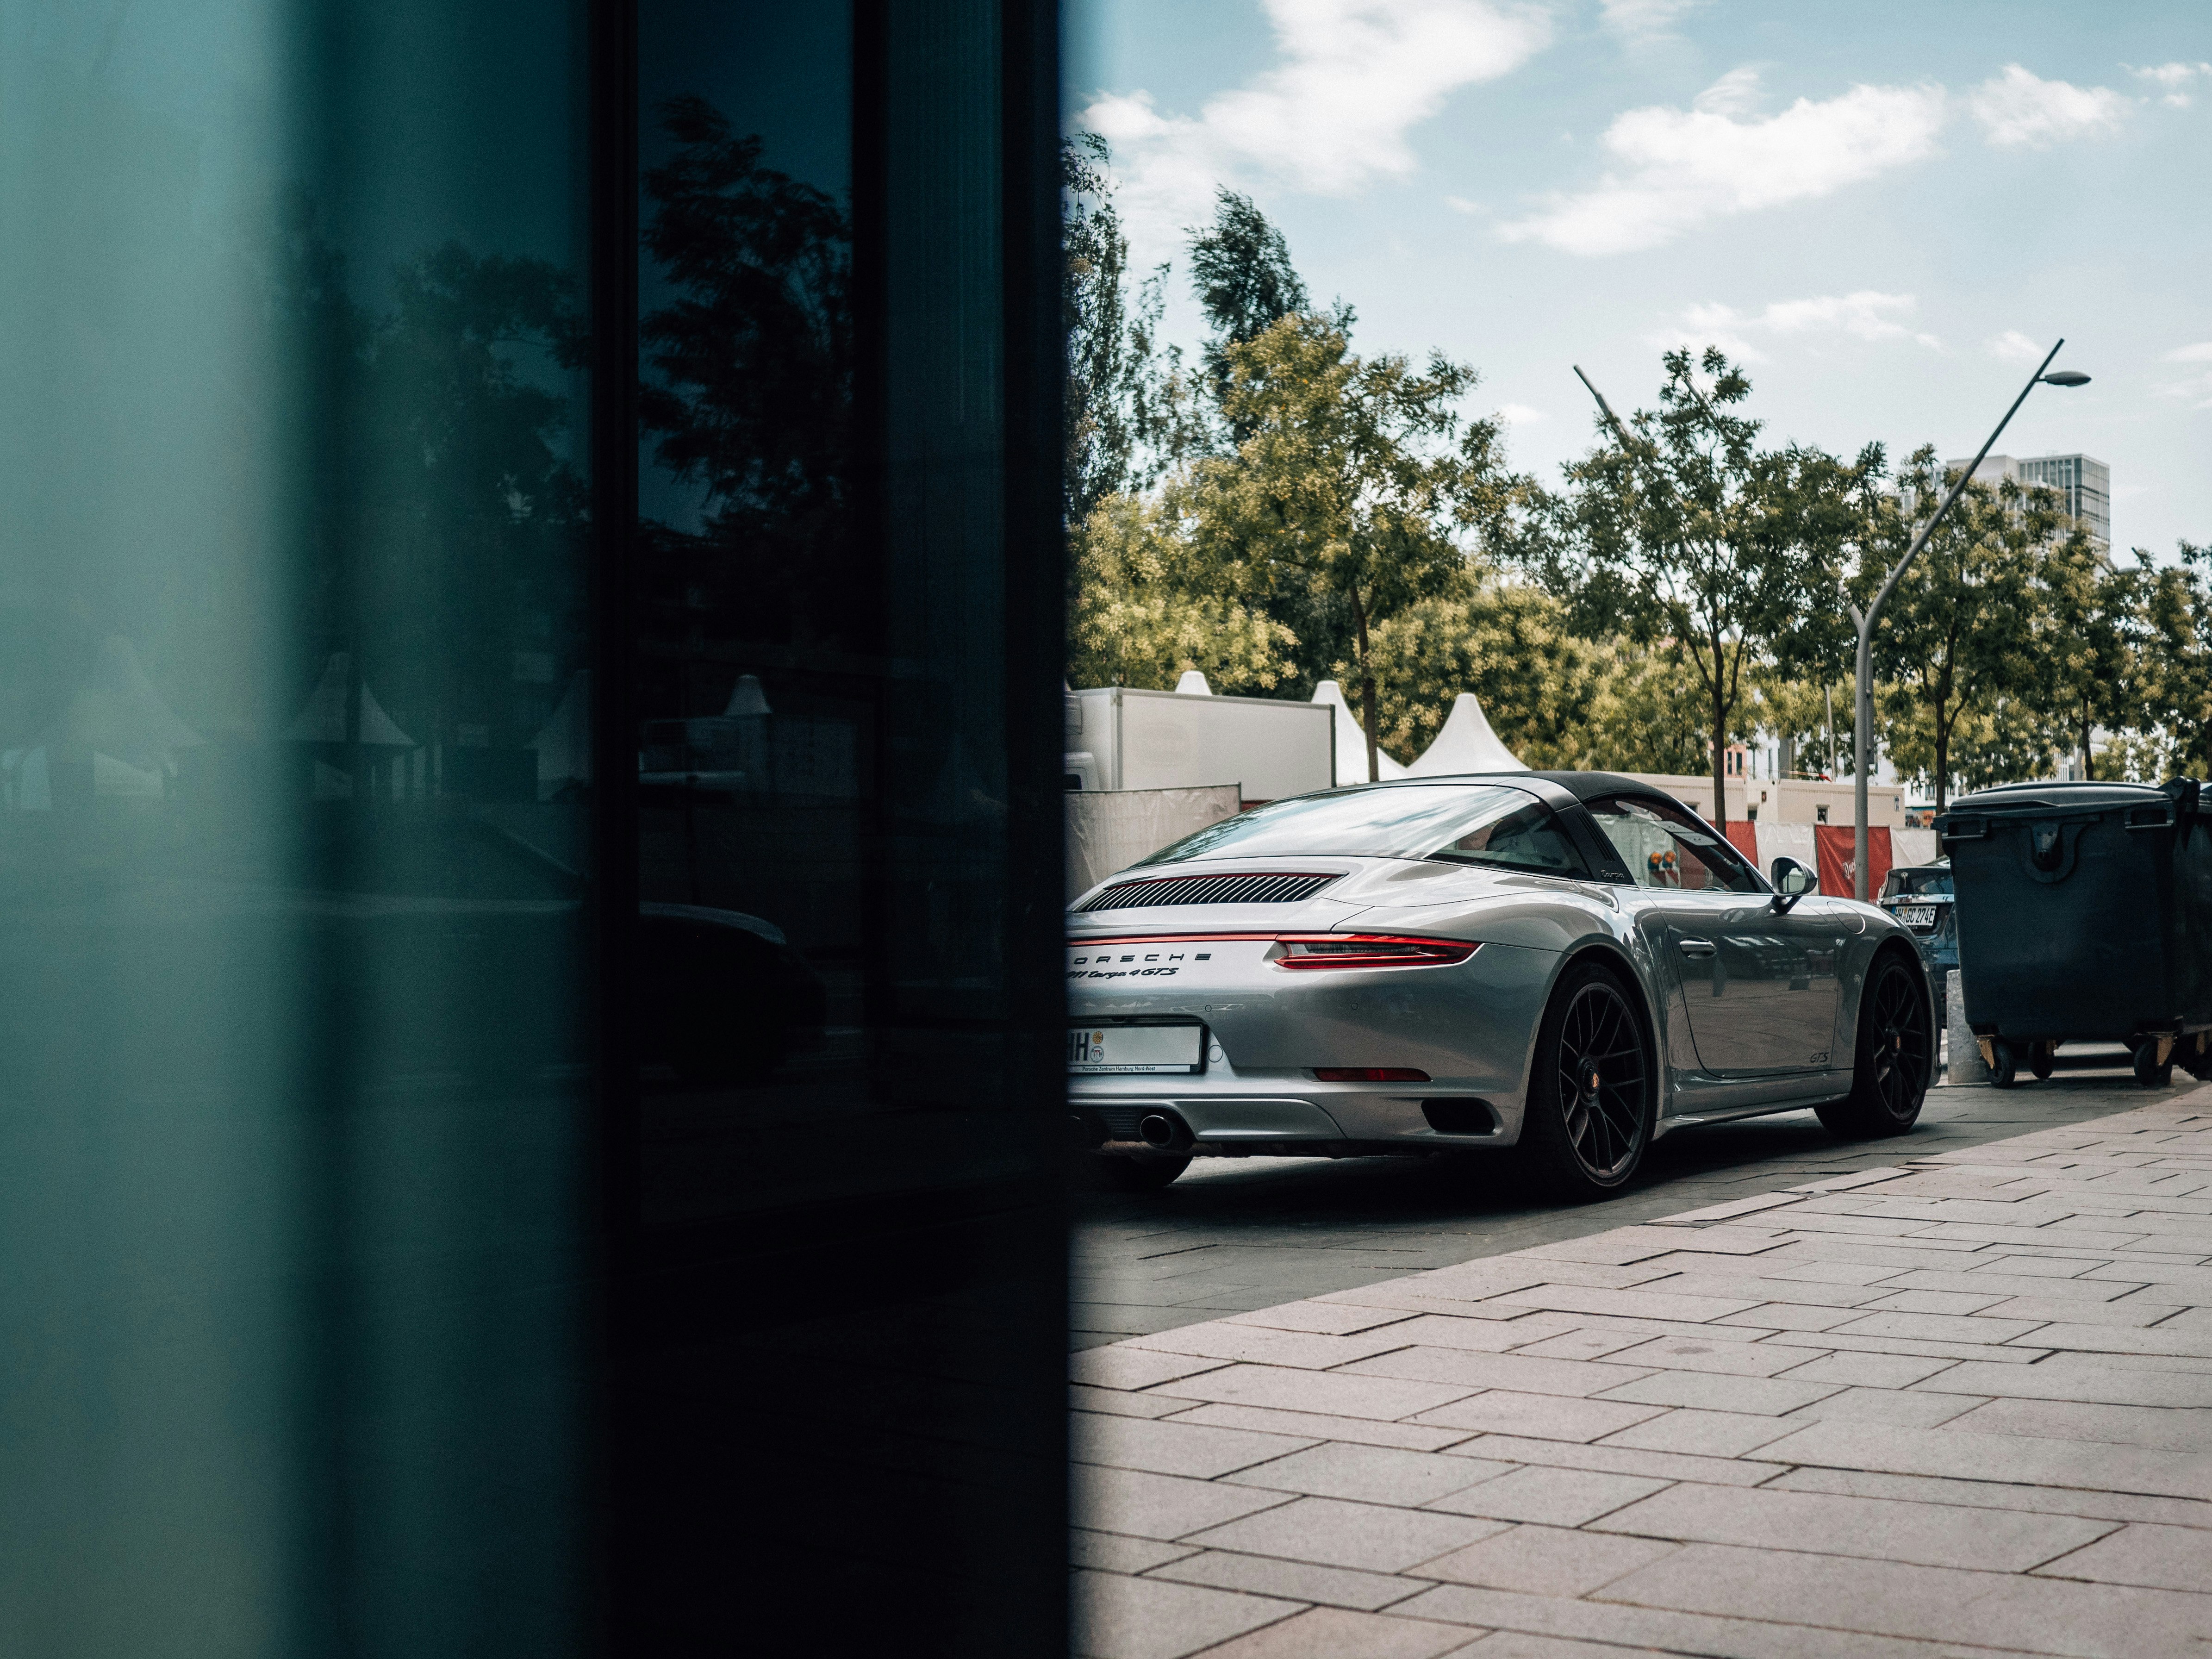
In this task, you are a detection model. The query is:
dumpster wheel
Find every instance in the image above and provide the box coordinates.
[1986,1039,2017,1089]
[2133,1039,2175,1090]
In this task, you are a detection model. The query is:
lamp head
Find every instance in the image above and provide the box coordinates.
[2040,370,2090,387]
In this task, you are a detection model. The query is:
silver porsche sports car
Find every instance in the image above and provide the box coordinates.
[1066,772,1935,1197]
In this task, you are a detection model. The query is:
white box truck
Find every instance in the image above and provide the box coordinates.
[1063,686,1333,805]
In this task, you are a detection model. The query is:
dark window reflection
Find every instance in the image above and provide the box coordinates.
[0,2,590,1648]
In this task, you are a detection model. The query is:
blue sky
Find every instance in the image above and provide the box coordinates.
[1067,0,2212,557]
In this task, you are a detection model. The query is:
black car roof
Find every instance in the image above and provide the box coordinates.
[1364,769,1685,807]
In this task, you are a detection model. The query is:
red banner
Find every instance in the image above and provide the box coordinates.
[1724,820,1759,870]
[1815,823,1891,899]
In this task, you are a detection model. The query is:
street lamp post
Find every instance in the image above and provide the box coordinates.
[1848,340,2090,898]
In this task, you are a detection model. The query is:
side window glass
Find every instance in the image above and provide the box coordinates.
[1587,797,1760,894]
[1431,799,1589,878]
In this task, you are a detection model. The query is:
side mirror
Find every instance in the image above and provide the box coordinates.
[1770,856,1815,908]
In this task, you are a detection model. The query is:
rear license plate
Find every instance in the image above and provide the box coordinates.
[1069,1023,1204,1074]
[1897,904,1937,929]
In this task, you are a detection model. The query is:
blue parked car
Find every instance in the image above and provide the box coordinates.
[1880,858,1957,1024]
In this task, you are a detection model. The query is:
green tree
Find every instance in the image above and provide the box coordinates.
[1749,671,1854,779]
[1587,643,1736,777]
[1187,189,1311,437]
[1538,348,1878,825]
[1357,585,1597,767]
[2040,530,2154,781]
[1066,494,1294,692]
[1181,312,1526,781]
[2135,542,2212,779]
[1860,452,2054,807]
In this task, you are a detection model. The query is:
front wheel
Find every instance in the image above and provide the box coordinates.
[1517,962,1653,1200]
[1818,952,1932,1138]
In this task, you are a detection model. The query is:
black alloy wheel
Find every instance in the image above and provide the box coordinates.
[1521,962,1651,1198]
[1818,952,1933,1138]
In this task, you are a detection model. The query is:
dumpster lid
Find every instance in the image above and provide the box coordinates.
[1944,779,2171,815]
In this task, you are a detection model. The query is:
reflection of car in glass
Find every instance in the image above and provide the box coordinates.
[1878,859,1956,1025]
[305,812,825,1085]
[1067,772,1934,1197]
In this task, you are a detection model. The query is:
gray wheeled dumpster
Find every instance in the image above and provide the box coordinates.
[1935,778,2212,1087]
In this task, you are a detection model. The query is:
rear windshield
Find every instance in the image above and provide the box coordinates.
[1134,784,1589,877]
[1882,867,1954,899]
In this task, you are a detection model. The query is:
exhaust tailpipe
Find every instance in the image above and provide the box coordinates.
[1138,1112,1184,1149]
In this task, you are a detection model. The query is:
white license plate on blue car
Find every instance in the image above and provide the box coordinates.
[1898,904,1938,929]
[1069,1023,1204,1074]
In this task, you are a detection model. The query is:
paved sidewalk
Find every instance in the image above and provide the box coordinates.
[1075,1065,2158,1351]
[1072,1089,2212,1657]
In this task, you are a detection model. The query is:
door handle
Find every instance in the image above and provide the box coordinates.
[1677,938,1716,958]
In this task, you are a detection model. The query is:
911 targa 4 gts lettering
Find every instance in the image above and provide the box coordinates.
[1065,772,1935,1198]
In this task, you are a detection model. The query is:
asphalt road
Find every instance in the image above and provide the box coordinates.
[1071,1045,2172,1350]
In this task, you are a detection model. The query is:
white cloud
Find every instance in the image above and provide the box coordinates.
[2131,61,2212,106]
[1076,0,1552,250]
[1444,194,1483,212]
[1500,71,1946,255]
[1657,291,1941,362]
[1968,64,2131,147]
[2167,342,2212,409]
[1597,0,1706,41]
[1987,330,2045,364]
[1496,402,1546,424]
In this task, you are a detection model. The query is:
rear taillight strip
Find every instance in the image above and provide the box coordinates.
[1066,931,1478,970]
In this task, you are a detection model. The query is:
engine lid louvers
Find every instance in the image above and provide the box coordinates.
[1078,871,1340,911]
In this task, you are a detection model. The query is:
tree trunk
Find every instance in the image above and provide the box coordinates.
[1933,715,1950,812]
[1354,594,1379,784]
[2081,706,2094,781]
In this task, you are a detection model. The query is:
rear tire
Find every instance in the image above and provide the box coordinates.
[1517,961,1653,1201]
[1818,951,1932,1138]
[1090,1154,1192,1192]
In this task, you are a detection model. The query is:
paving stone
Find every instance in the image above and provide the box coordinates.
[1418,1524,1678,1597]
[1073,1528,1198,1574]
[1943,1396,2212,1452]
[1148,1550,1425,1614]
[1445,1432,1786,1488]
[1711,1301,1865,1334]
[1341,1349,1653,1399]
[1389,1583,1950,1657]
[1071,1568,1302,1659]
[1594,1368,1841,1416]
[1422,1465,1669,1527]
[1077,1383,1204,1419]
[1751,1419,2212,1501]
[1883,1266,2143,1301]
[2012,1320,2212,1359]
[1176,1604,1475,1658]
[1167,1403,1474,1453]
[1598,1408,1802,1457]
[1506,1328,1655,1362]
[1588,1479,2115,1572]
[1129,1322,1423,1371]
[1827,1308,2050,1345]
[1184,1496,1511,1574]
[1223,1442,1512,1507]
[1410,1391,1665,1444]
[1913,1353,2212,1407]
[1859,1287,2014,1315]
[1227,1304,1421,1336]
[1078,1347,1236,1391]
[1597,1539,2212,1655]
[1488,1284,1764,1324]
[1073,1413,1318,1479]
[1444,1633,1675,1659]
[1770,1350,1953,1389]
[1368,1314,1584,1354]
[1771,1385,1986,1429]
[1147,1363,1476,1421]
[1595,1334,1828,1377]
[1072,1465,1299,1542]
[2033,1522,2212,1592]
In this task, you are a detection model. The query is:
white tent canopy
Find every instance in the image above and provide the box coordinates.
[39,635,206,767]
[1311,680,1407,785]
[1173,670,1212,695]
[282,652,414,746]
[529,669,592,794]
[1407,692,1525,775]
